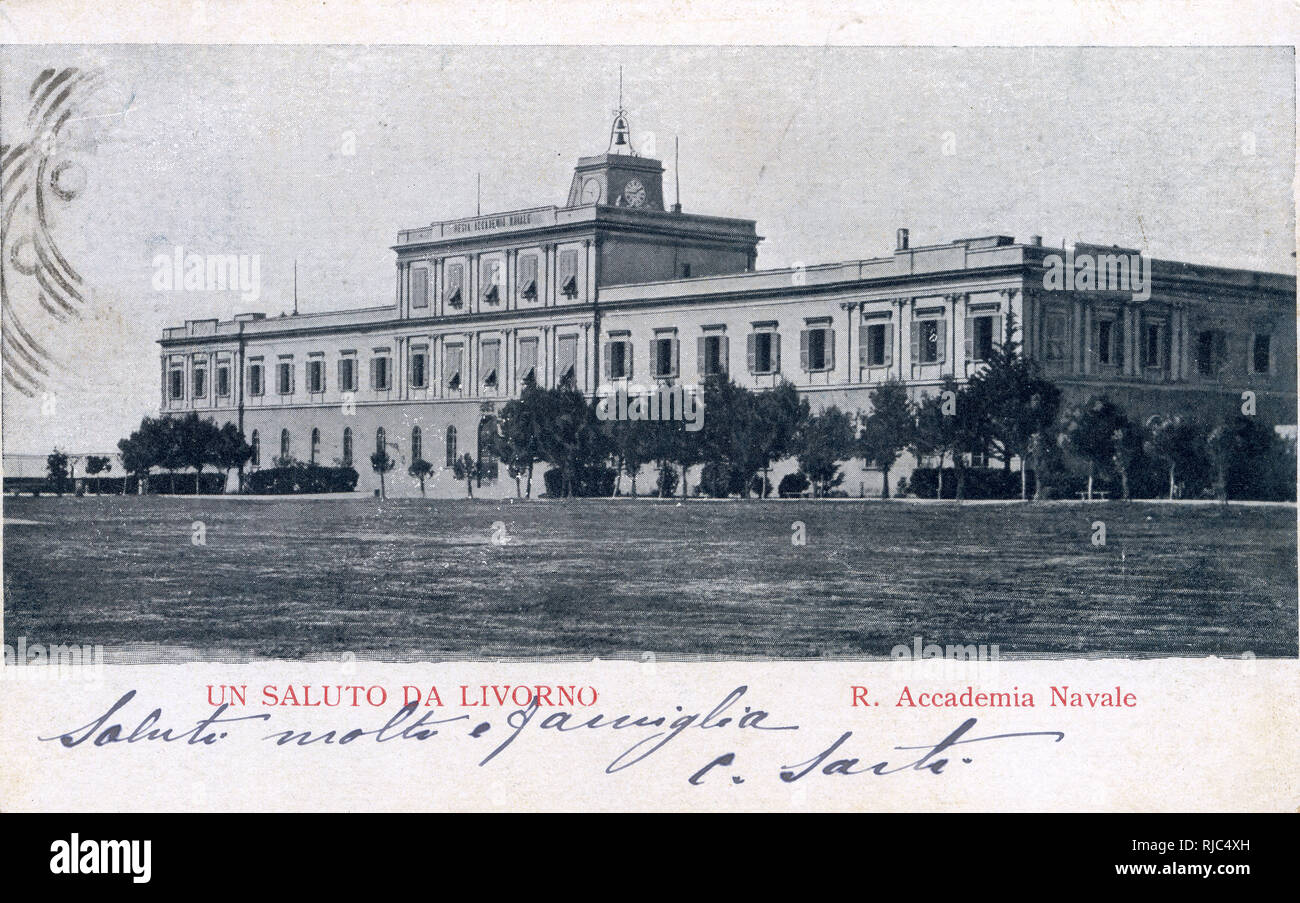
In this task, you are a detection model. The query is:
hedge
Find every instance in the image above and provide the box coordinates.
[543,465,617,498]
[246,464,359,494]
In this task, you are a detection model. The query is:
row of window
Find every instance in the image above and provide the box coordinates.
[600,314,1006,381]
[168,319,1279,403]
[1040,311,1275,377]
[169,337,582,402]
[409,250,581,310]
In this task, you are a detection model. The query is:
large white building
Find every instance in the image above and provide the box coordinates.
[160,116,1297,497]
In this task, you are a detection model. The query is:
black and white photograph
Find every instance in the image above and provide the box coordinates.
[0,0,1297,840]
[3,43,1294,661]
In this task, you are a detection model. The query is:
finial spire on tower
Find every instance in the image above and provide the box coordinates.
[608,66,636,155]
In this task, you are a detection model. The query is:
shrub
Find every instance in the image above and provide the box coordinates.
[246,464,358,495]
[700,462,747,498]
[778,472,810,498]
[654,464,679,498]
[908,467,1030,500]
[542,464,617,498]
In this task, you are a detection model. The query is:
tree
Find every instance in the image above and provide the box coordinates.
[1206,414,1275,503]
[910,377,985,500]
[536,381,607,498]
[795,405,855,497]
[370,448,396,500]
[171,413,223,494]
[603,417,655,498]
[118,419,162,494]
[84,455,110,494]
[747,381,808,498]
[214,423,253,493]
[408,457,433,497]
[966,311,1062,499]
[857,380,913,498]
[693,375,756,497]
[495,376,545,497]
[1058,396,1130,500]
[1143,414,1202,500]
[452,452,477,498]
[1111,425,1143,502]
[45,449,70,495]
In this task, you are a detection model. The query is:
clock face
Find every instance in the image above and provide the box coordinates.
[622,178,647,208]
[580,178,601,204]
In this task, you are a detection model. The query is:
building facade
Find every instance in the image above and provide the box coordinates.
[159,126,1297,497]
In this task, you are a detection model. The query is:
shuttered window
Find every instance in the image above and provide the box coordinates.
[444,345,464,392]
[518,337,539,386]
[445,263,464,307]
[747,331,780,374]
[697,334,729,376]
[519,255,539,300]
[859,322,893,367]
[964,315,999,363]
[911,319,945,364]
[604,340,631,380]
[800,327,834,371]
[411,267,429,309]
[557,335,578,384]
[559,250,579,298]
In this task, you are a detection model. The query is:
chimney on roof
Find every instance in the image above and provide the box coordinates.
[1029,235,1043,246]
[896,228,909,251]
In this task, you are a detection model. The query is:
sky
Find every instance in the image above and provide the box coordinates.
[1,45,1294,455]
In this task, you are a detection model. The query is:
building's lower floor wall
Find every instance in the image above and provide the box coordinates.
[188,380,1295,499]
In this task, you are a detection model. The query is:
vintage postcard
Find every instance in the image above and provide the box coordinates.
[0,0,1297,870]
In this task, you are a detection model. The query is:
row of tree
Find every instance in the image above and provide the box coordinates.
[43,450,114,495]
[117,413,253,493]
[449,313,1291,502]
[99,313,1292,502]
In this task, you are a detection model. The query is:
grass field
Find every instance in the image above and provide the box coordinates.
[3,496,1295,660]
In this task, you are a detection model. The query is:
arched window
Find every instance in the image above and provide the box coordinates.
[411,426,422,462]
[280,429,290,460]
[376,427,386,457]
[445,426,457,467]
[342,428,353,467]
[310,428,320,464]
[251,430,260,467]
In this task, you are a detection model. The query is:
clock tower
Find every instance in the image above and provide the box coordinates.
[565,105,666,210]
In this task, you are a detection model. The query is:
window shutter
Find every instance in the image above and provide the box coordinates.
[747,333,756,373]
[964,317,975,362]
[624,340,632,379]
[883,324,893,366]
[1114,319,1124,369]
[935,321,946,363]
[910,323,920,365]
[773,333,781,372]
[826,329,835,370]
[992,315,1003,352]
[800,330,809,371]
[672,338,680,377]
[369,359,376,390]
[649,339,657,377]
[697,337,706,375]
[603,345,612,381]
[859,324,870,367]
[719,336,728,373]
[337,359,344,389]
[412,268,428,308]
